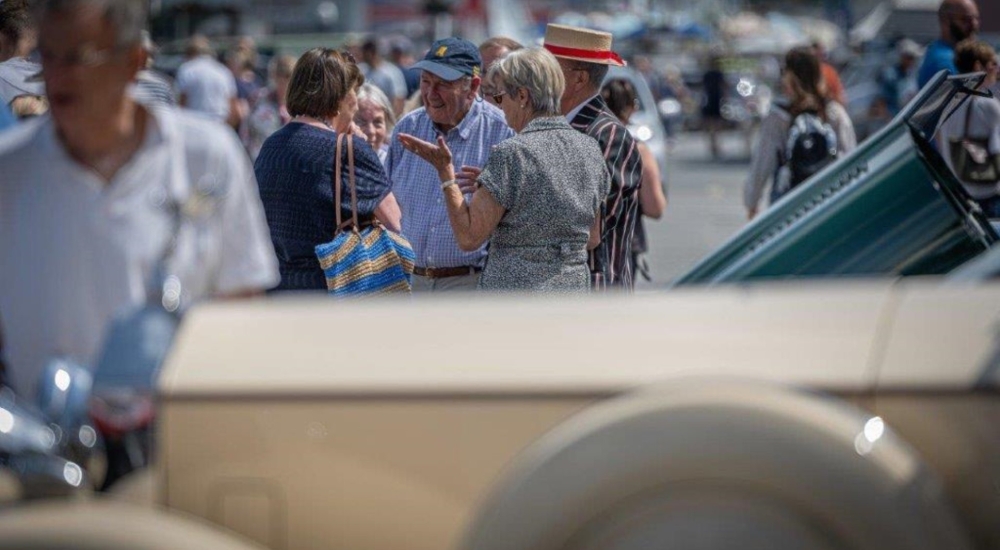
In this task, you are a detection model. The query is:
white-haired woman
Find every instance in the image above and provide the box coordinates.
[355,83,396,164]
[399,47,609,291]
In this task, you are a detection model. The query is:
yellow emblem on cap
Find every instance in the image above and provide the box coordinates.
[472,66,480,77]
[435,46,448,57]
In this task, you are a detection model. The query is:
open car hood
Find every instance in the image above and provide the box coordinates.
[675,72,998,286]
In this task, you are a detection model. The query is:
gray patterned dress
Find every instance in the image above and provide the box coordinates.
[477,117,610,291]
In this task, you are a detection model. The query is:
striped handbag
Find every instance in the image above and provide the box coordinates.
[315,133,415,297]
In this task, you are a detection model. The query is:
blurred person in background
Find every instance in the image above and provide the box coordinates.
[0,0,43,104]
[132,30,175,106]
[355,82,395,164]
[176,34,240,128]
[389,36,419,97]
[702,52,726,160]
[361,37,406,116]
[478,36,522,107]
[744,47,856,220]
[384,37,513,292]
[399,48,609,292]
[246,54,296,161]
[602,78,667,282]
[937,39,1000,217]
[227,37,262,102]
[918,0,980,87]
[225,43,261,146]
[879,39,922,116]
[632,55,666,101]
[253,48,401,291]
[812,41,845,106]
[0,0,279,399]
[545,23,642,290]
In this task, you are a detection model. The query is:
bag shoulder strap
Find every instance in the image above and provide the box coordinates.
[963,96,975,139]
[347,134,359,230]
[333,132,344,230]
[331,132,361,233]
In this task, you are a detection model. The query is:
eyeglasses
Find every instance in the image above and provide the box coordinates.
[491,91,506,104]
[39,43,123,70]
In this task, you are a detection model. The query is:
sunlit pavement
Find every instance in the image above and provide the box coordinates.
[638,130,754,289]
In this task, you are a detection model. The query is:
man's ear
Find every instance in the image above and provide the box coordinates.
[568,67,588,92]
[126,45,146,77]
[469,75,482,96]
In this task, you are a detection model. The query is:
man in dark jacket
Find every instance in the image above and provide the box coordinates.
[544,23,643,290]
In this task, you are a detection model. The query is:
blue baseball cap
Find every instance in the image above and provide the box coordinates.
[411,37,482,81]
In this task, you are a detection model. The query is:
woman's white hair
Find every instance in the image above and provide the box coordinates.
[487,47,564,116]
[356,83,396,131]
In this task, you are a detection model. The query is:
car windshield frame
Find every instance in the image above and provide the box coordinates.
[903,71,988,142]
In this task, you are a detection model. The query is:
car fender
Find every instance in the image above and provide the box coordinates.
[461,381,972,550]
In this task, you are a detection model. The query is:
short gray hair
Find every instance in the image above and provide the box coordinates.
[357,82,396,131]
[487,47,564,116]
[37,0,147,49]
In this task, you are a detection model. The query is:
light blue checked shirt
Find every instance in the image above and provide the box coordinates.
[386,100,513,269]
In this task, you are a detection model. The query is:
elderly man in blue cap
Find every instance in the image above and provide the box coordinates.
[384,37,513,292]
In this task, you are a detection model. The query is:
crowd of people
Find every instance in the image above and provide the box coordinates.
[0,0,998,395]
[740,0,998,220]
[0,0,650,396]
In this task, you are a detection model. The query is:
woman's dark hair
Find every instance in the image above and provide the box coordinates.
[344,51,364,91]
[601,78,638,122]
[954,38,996,73]
[784,46,828,119]
[286,48,356,120]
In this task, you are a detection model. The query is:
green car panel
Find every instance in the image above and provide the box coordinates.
[675,72,998,286]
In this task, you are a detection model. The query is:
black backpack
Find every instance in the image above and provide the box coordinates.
[783,110,839,190]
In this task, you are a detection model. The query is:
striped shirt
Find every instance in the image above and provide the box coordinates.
[570,95,643,289]
[386,100,513,269]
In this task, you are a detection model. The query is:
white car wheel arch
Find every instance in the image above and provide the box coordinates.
[461,382,972,550]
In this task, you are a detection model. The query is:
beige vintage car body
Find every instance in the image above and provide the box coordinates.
[149,280,1000,550]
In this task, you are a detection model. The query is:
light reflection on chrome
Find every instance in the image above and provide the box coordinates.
[854,416,885,456]
[162,275,183,312]
[0,407,13,434]
[54,368,71,392]
[864,416,885,443]
[41,427,57,448]
[63,462,83,487]
[79,425,98,448]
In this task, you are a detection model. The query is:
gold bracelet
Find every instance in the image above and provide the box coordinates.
[440,179,457,190]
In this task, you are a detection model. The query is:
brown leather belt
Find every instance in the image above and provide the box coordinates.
[412,265,482,279]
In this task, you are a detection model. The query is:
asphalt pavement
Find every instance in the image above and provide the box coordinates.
[638,131,754,288]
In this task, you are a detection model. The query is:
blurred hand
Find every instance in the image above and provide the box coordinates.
[456,165,481,194]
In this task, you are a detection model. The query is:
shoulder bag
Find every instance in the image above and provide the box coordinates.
[314,133,415,297]
[948,97,1000,185]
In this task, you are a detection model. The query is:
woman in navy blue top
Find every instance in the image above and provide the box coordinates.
[254,48,401,291]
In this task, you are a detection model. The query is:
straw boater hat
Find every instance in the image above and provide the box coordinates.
[543,23,625,67]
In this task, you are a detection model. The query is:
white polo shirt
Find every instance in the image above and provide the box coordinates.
[0,106,279,398]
